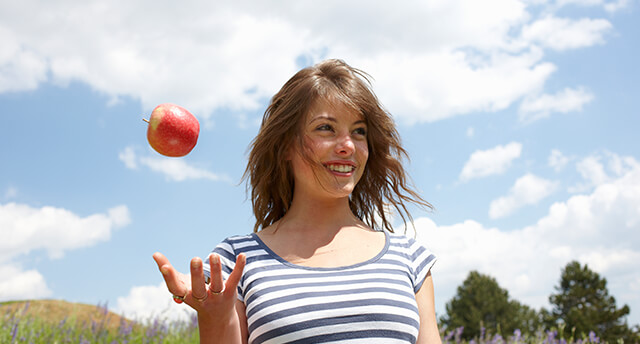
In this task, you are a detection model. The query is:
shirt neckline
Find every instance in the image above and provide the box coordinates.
[250,231,390,271]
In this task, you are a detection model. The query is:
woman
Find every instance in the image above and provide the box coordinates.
[153,59,441,344]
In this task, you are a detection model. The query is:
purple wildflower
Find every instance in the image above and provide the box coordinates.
[11,323,18,343]
[455,326,464,343]
[512,329,522,343]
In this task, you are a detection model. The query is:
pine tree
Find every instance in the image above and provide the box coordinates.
[440,271,541,339]
[547,261,633,343]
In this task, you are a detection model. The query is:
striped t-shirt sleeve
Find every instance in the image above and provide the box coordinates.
[407,237,437,293]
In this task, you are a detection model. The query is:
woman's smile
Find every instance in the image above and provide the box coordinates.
[324,161,357,175]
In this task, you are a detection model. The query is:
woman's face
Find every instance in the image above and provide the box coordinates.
[289,102,369,201]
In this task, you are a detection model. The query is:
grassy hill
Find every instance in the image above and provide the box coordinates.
[1,299,131,331]
[0,299,198,343]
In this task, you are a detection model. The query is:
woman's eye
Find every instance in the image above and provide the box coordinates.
[316,124,333,131]
[354,127,367,136]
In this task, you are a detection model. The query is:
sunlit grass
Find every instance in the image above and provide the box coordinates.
[0,300,620,344]
[0,301,199,344]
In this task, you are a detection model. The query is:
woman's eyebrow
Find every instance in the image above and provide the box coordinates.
[308,115,336,124]
[308,115,366,127]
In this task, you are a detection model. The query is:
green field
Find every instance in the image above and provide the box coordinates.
[0,300,199,343]
[1,300,608,343]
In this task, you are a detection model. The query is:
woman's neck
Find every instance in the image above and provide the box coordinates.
[286,193,359,228]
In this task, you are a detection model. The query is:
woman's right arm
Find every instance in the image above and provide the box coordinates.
[153,252,247,344]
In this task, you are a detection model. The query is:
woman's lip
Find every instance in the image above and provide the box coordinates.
[323,160,356,167]
[323,161,357,174]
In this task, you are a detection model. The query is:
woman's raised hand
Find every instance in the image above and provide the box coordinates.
[152,252,246,317]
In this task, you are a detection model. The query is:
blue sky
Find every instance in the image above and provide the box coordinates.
[1,0,639,326]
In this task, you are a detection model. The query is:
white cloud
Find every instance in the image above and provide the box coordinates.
[576,155,610,187]
[521,16,612,51]
[415,155,640,323]
[459,142,523,182]
[0,264,52,301]
[118,146,138,169]
[0,203,130,261]
[555,0,631,13]
[0,1,617,124]
[0,25,48,93]
[489,173,558,218]
[548,149,571,172]
[119,146,230,182]
[604,0,631,12]
[360,48,556,123]
[139,157,228,183]
[114,282,196,323]
[0,202,130,302]
[519,87,594,122]
[569,151,640,193]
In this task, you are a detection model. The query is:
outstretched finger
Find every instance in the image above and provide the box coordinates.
[153,252,188,299]
[190,257,208,302]
[208,253,225,295]
[224,253,246,294]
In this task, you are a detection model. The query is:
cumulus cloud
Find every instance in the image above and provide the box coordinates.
[489,173,558,219]
[0,0,617,124]
[415,155,640,321]
[604,0,632,12]
[114,282,196,323]
[0,202,130,301]
[459,142,523,182]
[118,146,138,169]
[521,16,612,51]
[361,48,555,123]
[555,0,631,13]
[569,151,640,193]
[0,265,52,301]
[119,146,230,182]
[0,203,130,261]
[519,87,594,123]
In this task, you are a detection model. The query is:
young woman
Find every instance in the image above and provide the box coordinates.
[153,59,441,344]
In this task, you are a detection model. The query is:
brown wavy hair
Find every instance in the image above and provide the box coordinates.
[243,59,432,233]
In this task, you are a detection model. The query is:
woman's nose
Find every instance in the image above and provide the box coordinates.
[336,134,355,155]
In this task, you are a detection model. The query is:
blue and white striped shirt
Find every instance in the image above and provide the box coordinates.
[204,232,436,344]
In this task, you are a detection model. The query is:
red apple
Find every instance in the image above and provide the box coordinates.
[144,103,200,157]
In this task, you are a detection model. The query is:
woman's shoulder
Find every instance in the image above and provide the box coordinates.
[214,233,259,253]
[387,231,420,246]
[220,233,255,243]
[386,231,436,257]
[220,232,260,244]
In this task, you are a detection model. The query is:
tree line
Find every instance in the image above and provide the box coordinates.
[439,261,640,343]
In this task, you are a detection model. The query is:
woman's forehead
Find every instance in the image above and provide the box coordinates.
[306,100,364,123]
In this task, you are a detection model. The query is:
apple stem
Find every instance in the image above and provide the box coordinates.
[142,118,150,123]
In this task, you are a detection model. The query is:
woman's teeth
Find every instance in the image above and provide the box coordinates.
[327,164,354,173]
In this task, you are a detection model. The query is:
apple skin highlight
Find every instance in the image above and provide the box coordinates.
[146,103,200,157]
